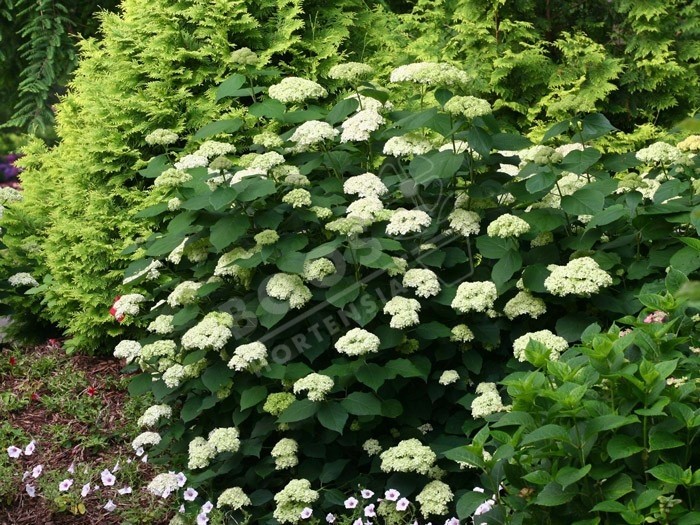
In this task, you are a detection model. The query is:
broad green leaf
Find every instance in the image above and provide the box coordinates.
[326,98,358,124]
[317,403,349,434]
[525,170,557,193]
[409,151,463,186]
[248,99,285,119]
[476,235,510,259]
[415,321,452,340]
[602,474,634,500]
[194,118,243,139]
[326,278,360,308]
[586,204,627,229]
[561,188,605,215]
[456,491,491,519]
[492,249,522,287]
[240,386,267,411]
[276,252,307,274]
[535,482,577,506]
[356,363,387,391]
[319,459,350,483]
[209,215,249,251]
[278,399,318,423]
[560,147,601,174]
[591,501,627,513]
[492,132,532,150]
[522,264,550,293]
[666,267,689,294]
[236,178,277,201]
[649,430,684,451]
[521,424,571,445]
[381,399,403,417]
[201,362,232,393]
[128,373,152,396]
[145,232,187,257]
[522,470,552,485]
[181,396,203,423]
[139,154,171,178]
[341,392,382,416]
[465,126,493,157]
[646,464,685,485]
[385,358,424,379]
[555,465,591,488]
[215,73,246,100]
[581,113,616,140]
[543,119,573,141]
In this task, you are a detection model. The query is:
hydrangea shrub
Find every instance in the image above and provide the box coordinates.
[115,65,700,522]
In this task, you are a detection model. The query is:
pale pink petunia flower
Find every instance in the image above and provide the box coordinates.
[176,472,187,487]
[25,484,36,497]
[326,513,336,523]
[196,513,209,525]
[67,462,75,474]
[59,479,73,491]
[32,465,43,478]
[396,497,410,511]
[104,499,117,512]
[24,441,36,455]
[445,518,460,525]
[113,461,120,472]
[184,487,198,501]
[364,503,377,517]
[22,471,30,482]
[361,489,374,499]
[118,486,132,495]
[81,483,91,497]
[345,496,359,509]
[101,469,116,486]
[201,501,213,514]
[385,489,400,501]
[7,446,22,458]
[179,505,185,513]
[300,507,313,519]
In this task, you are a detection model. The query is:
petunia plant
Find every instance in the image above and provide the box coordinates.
[112,62,699,522]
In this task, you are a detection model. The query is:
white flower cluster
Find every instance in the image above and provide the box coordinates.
[513,329,568,362]
[187,437,216,469]
[140,339,177,364]
[8,272,39,287]
[487,213,530,238]
[162,364,186,388]
[227,342,268,371]
[147,315,174,334]
[145,129,179,146]
[289,120,338,149]
[0,187,22,204]
[343,172,388,198]
[678,135,700,153]
[471,383,508,418]
[132,431,161,451]
[208,427,241,454]
[537,172,587,208]
[252,130,284,149]
[217,487,251,510]
[249,151,286,173]
[282,188,312,208]
[390,62,469,87]
[271,438,299,469]
[450,324,474,343]
[273,479,319,524]
[146,472,181,498]
[231,46,258,65]
[181,312,233,351]
[167,281,202,307]
[386,208,431,235]
[328,62,374,82]
[174,154,208,170]
[340,109,385,142]
[503,291,546,320]
[167,238,187,264]
[335,328,380,356]
[443,96,492,119]
[154,168,191,188]
[403,268,441,298]
[363,439,382,456]
[388,256,408,276]
[303,258,335,282]
[383,134,433,157]
[451,281,497,313]
[544,256,612,297]
[448,209,480,236]
[520,145,563,165]
[636,142,684,165]
[268,77,327,104]
[195,140,235,159]
[325,217,365,236]
[383,296,421,329]
[266,273,312,309]
[138,405,172,428]
[345,93,393,113]
[416,480,454,517]
[228,168,267,186]
[122,260,163,284]
[113,340,141,364]
[346,196,385,222]
[113,294,146,319]
[380,438,436,475]
[293,373,334,402]
[439,370,460,385]
[214,247,255,284]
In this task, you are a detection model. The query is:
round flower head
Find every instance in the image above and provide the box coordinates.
[383,296,421,329]
[253,130,284,148]
[167,281,202,307]
[520,145,563,165]
[450,324,474,343]
[112,293,145,319]
[293,373,334,402]
[174,154,208,170]
[227,341,268,371]
[132,431,161,451]
[290,121,338,148]
[181,312,233,351]
[328,62,374,83]
[217,487,251,510]
[214,247,255,284]
[451,281,497,313]
[340,109,385,142]
[268,77,327,104]
[282,188,312,208]
[383,135,433,157]
[386,208,431,236]
[195,140,235,159]
[380,439,436,475]
[443,95,492,119]
[403,269,441,298]
[544,257,613,297]
[390,62,469,87]
[249,151,286,173]
[303,258,336,282]
[503,291,546,320]
[113,340,141,363]
[271,438,299,469]
[263,392,296,416]
[231,47,258,65]
[343,172,388,198]
[266,273,313,309]
[678,135,700,153]
[438,370,459,385]
[188,437,216,469]
[147,472,180,498]
[254,230,279,247]
[335,328,380,356]
[362,439,382,456]
[273,479,319,524]
[346,196,385,222]
[636,141,684,165]
[513,329,568,362]
[448,209,480,236]
[487,213,530,238]
[145,128,179,146]
[415,480,453,517]
[138,404,172,428]
[208,427,240,454]
[471,382,508,418]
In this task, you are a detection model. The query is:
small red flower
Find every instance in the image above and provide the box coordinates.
[86,386,97,397]
[47,338,62,348]
[31,392,41,402]
[9,356,16,366]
